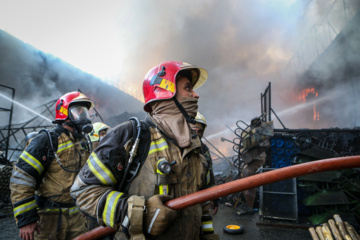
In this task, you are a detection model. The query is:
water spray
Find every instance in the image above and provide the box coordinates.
[0,93,53,123]
[277,95,330,117]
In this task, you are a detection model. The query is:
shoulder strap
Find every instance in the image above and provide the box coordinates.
[122,117,152,193]
[39,128,60,162]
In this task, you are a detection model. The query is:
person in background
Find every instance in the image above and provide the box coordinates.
[85,121,111,231]
[190,112,219,215]
[10,91,94,240]
[88,122,111,150]
[71,61,219,240]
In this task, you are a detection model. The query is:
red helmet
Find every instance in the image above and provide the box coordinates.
[143,61,208,112]
[54,91,95,122]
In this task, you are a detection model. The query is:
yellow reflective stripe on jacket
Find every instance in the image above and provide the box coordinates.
[20,151,44,174]
[206,170,211,185]
[14,200,37,217]
[201,221,214,231]
[68,206,79,215]
[57,140,74,154]
[10,170,37,188]
[88,152,117,185]
[103,191,123,228]
[39,206,79,215]
[156,163,169,195]
[148,138,169,155]
[10,176,36,188]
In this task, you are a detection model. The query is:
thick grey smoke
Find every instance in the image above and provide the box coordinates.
[0,30,144,124]
[112,0,360,156]
[1,0,359,157]
[292,3,360,129]
[114,1,306,143]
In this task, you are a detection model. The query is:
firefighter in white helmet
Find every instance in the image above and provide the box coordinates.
[190,112,219,215]
[88,122,111,150]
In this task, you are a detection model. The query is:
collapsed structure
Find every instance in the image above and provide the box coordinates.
[213,81,357,232]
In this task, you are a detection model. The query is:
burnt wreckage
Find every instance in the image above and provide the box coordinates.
[225,82,360,228]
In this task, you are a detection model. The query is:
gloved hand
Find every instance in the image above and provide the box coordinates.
[144,194,177,236]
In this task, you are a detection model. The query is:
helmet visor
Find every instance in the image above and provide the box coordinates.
[69,106,90,121]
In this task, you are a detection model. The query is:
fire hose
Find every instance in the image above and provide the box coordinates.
[74,155,360,240]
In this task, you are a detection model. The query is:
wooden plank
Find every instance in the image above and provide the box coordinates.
[322,223,334,240]
[310,227,320,240]
[344,221,360,240]
[328,219,343,240]
[333,214,351,240]
[316,226,326,240]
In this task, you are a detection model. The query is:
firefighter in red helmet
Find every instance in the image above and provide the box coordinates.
[10,91,94,240]
[71,61,219,239]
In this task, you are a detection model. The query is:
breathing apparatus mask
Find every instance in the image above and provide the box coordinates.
[67,105,93,136]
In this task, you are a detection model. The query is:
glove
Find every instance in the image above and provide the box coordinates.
[144,194,177,236]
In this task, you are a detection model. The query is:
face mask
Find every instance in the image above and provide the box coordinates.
[69,106,93,134]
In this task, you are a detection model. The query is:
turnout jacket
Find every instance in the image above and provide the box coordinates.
[71,117,216,239]
[10,126,89,228]
[201,143,216,188]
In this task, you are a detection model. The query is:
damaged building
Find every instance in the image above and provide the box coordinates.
[224,3,360,233]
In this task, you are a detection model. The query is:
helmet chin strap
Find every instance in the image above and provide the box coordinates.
[173,98,196,124]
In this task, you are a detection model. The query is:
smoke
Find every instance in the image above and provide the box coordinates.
[115,1,303,122]
[292,1,360,129]
[0,30,144,124]
[111,0,331,156]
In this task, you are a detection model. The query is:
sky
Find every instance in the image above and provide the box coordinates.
[1,0,358,157]
[0,0,304,87]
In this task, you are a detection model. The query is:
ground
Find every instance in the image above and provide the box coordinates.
[213,203,312,240]
[0,202,313,240]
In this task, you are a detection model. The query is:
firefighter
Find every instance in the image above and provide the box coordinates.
[88,122,110,150]
[10,91,94,240]
[86,122,111,231]
[71,61,219,240]
[190,112,219,215]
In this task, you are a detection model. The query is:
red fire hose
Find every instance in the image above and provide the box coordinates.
[75,156,360,240]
